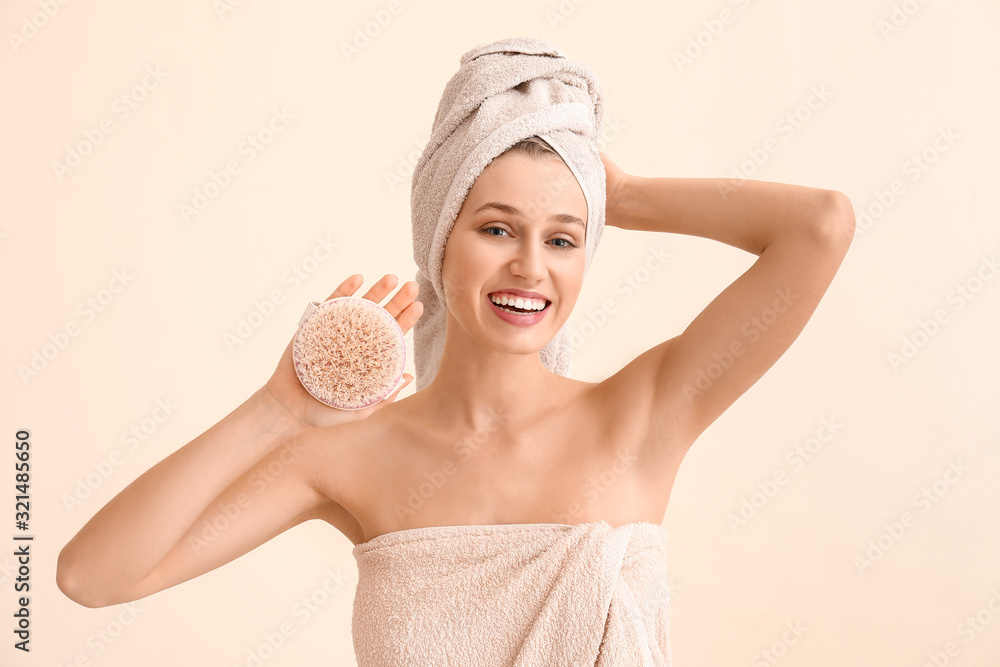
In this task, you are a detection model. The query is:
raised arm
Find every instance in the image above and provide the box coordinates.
[601,157,855,455]
[57,388,305,607]
[57,274,422,607]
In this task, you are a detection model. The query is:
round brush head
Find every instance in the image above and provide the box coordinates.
[292,297,406,410]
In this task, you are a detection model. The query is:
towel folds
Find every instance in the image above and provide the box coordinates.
[351,520,672,665]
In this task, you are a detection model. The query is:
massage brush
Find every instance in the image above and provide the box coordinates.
[292,296,407,410]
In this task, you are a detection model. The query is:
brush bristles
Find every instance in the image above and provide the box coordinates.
[293,298,405,410]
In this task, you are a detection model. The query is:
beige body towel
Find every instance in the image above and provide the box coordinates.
[351,520,672,666]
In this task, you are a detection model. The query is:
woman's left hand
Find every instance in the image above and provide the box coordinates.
[600,151,630,229]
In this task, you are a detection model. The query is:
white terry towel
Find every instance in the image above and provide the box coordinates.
[410,36,608,390]
[351,521,672,666]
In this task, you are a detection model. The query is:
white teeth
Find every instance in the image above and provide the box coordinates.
[490,294,547,311]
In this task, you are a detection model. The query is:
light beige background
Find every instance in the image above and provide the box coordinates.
[2,0,998,665]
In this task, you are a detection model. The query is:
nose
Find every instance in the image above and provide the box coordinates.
[508,237,546,282]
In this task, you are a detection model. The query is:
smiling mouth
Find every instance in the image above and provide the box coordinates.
[488,293,550,315]
[493,302,548,314]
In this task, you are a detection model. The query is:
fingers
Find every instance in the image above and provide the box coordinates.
[318,274,423,326]
[358,275,422,323]
[379,279,420,320]
[356,273,395,303]
[393,299,423,335]
[323,274,363,301]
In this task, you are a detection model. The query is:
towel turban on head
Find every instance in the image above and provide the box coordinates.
[410,36,607,391]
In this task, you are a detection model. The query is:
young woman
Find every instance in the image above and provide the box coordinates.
[57,133,853,650]
[57,33,854,662]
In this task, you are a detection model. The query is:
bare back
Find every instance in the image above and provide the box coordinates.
[316,370,686,546]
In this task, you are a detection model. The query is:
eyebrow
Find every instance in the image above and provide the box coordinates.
[472,202,585,228]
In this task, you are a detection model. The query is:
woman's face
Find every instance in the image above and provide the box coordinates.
[441,150,588,356]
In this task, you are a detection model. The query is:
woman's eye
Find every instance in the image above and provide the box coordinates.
[481,226,577,248]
